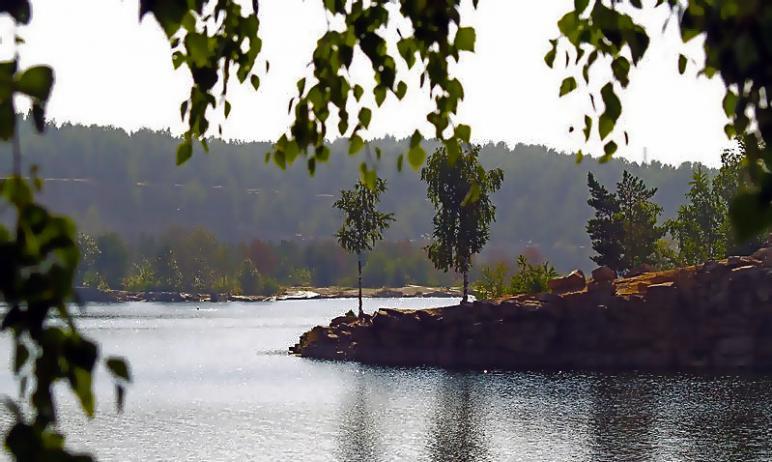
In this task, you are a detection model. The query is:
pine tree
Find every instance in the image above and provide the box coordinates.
[669,167,726,265]
[616,171,665,272]
[586,173,624,272]
[586,171,664,274]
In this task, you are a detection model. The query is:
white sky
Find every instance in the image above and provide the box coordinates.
[3,0,731,166]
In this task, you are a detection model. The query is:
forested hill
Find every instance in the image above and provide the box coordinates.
[1,122,701,271]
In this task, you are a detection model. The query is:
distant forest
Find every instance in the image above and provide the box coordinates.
[1,120,702,273]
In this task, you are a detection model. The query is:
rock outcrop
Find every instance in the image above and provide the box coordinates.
[291,253,772,371]
[547,269,586,294]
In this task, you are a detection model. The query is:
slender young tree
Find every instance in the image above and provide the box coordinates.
[334,178,394,316]
[421,145,503,303]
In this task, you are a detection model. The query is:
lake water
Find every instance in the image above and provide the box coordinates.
[2,298,772,461]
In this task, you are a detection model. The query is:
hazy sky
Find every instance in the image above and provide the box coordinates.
[4,0,730,166]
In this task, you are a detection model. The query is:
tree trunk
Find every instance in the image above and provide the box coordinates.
[462,270,468,303]
[357,253,363,317]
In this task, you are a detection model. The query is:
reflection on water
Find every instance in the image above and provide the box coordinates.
[588,375,656,462]
[1,299,772,461]
[336,371,382,462]
[426,374,489,462]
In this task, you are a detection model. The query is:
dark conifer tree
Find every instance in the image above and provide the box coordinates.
[586,173,624,272]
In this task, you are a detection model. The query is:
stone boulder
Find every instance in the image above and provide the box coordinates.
[628,263,655,277]
[331,311,358,327]
[591,266,617,283]
[548,270,586,294]
[752,246,772,266]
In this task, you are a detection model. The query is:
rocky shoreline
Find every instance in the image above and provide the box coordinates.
[291,242,772,371]
[74,285,463,304]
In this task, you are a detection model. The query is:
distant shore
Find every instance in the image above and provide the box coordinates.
[74,285,464,304]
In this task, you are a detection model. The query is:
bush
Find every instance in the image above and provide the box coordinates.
[510,255,557,295]
[473,255,557,300]
[472,262,510,299]
[123,260,155,292]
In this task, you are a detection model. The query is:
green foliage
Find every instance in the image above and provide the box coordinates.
[81,227,454,295]
[0,176,129,462]
[651,237,680,271]
[667,141,766,263]
[334,177,394,313]
[334,178,395,256]
[473,255,557,300]
[139,0,262,159]
[3,123,704,272]
[94,233,129,288]
[76,233,100,286]
[617,170,666,271]
[669,167,726,265]
[153,247,183,291]
[422,144,503,302]
[586,170,664,274]
[287,267,312,287]
[123,259,156,292]
[472,262,509,300]
[553,0,772,237]
[586,173,624,271]
[509,255,558,295]
[138,0,479,182]
[238,259,260,295]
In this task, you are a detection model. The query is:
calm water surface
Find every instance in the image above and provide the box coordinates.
[2,298,772,461]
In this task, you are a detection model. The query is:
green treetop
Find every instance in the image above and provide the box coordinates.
[586,170,664,274]
[586,172,624,272]
[617,170,665,272]
[421,145,503,303]
[669,167,725,265]
[669,139,766,264]
[334,178,394,316]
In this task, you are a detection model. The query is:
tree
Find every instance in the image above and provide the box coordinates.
[238,259,261,295]
[714,140,766,255]
[550,1,772,237]
[586,172,624,272]
[616,171,665,272]
[123,259,156,292]
[586,171,664,274]
[334,178,394,316]
[76,232,101,286]
[153,246,184,291]
[669,167,726,265]
[94,232,129,288]
[421,145,503,303]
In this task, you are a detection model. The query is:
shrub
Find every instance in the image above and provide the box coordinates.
[510,255,557,295]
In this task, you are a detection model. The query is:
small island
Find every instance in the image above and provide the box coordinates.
[291,240,772,371]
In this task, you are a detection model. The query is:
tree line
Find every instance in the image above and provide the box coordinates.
[72,136,759,301]
[472,140,763,300]
[586,141,763,276]
[75,228,457,296]
[2,121,701,272]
